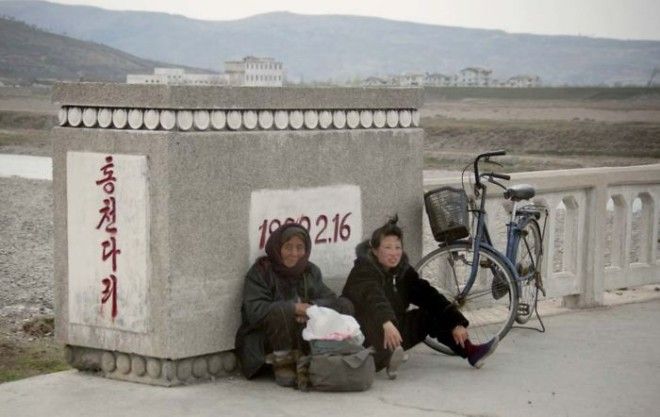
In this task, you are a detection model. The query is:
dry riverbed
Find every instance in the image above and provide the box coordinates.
[0,177,68,383]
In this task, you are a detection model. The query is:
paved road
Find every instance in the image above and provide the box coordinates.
[1,299,658,417]
[0,153,51,180]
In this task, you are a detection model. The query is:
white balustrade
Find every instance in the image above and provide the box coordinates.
[423,164,660,308]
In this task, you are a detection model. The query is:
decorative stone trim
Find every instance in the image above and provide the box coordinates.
[57,107,421,131]
[64,345,238,387]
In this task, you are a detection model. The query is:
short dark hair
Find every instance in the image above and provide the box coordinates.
[369,214,402,249]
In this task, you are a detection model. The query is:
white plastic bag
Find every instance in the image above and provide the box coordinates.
[302,305,364,344]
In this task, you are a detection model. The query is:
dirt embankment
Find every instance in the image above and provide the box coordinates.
[0,87,56,156]
[0,109,55,156]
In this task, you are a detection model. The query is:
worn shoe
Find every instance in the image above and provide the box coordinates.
[274,363,297,387]
[466,336,499,369]
[386,346,405,380]
[266,350,298,387]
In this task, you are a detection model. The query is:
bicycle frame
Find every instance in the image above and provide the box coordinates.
[506,202,530,269]
[447,183,509,299]
[443,149,547,303]
[456,182,539,300]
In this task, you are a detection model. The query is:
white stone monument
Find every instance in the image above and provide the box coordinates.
[52,83,424,385]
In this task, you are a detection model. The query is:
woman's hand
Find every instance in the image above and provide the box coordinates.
[294,302,311,323]
[382,321,402,350]
[452,325,469,348]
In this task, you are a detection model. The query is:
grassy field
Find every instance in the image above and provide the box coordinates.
[421,87,660,171]
[423,117,660,171]
[424,86,660,101]
[0,316,70,383]
[0,128,51,156]
[0,95,56,156]
[0,111,56,129]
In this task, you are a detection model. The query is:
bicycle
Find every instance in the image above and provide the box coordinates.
[416,150,548,355]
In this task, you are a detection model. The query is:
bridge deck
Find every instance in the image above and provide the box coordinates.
[1,297,659,417]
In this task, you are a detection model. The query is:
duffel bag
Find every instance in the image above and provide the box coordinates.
[297,349,375,392]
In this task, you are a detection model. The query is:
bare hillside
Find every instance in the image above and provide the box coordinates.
[0,17,206,83]
[1,1,659,84]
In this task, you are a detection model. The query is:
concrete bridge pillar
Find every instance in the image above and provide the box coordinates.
[51,83,424,385]
[562,184,607,308]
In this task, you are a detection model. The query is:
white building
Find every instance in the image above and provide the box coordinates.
[127,68,229,86]
[424,73,453,87]
[362,76,390,87]
[505,75,542,88]
[224,56,284,87]
[455,67,493,87]
[386,73,425,87]
[127,57,285,87]
[359,67,544,88]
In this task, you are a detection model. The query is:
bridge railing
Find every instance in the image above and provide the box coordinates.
[422,164,660,307]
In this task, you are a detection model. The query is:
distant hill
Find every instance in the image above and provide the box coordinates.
[1,1,659,85]
[0,15,207,83]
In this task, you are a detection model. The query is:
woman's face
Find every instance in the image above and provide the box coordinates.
[281,235,306,268]
[373,235,403,269]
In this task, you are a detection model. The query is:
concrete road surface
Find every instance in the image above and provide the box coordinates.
[1,299,659,417]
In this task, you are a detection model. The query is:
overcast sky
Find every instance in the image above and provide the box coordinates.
[47,0,660,41]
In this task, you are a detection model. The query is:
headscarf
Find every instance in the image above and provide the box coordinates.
[263,223,312,279]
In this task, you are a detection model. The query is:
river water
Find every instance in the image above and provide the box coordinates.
[0,154,52,180]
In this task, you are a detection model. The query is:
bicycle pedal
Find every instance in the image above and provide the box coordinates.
[518,303,530,315]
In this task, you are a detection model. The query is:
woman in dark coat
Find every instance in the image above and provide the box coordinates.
[235,222,352,387]
[342,216,498,379]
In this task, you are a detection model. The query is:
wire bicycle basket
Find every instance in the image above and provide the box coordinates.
[424,186,470,243]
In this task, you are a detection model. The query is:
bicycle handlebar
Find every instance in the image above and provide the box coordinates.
[474,150,507,187]
[478,150,507,158]
[487,172,511,181]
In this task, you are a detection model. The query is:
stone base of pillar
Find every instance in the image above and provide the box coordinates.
[64,345,238,386]
[561,293,604,309]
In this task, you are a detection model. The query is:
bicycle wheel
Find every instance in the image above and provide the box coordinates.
[416,242,518,355]
[514,218,542,324]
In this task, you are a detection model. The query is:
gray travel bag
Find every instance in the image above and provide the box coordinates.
[297,341,375,392]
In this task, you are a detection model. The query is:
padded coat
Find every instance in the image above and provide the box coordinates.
[235,260,337,378]
[341,241,468,334]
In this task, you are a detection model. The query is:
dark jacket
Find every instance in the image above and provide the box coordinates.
[342,241,468,332]
[235,259,337,378]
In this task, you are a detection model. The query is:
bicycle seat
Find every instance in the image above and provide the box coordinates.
[503,184,535,201]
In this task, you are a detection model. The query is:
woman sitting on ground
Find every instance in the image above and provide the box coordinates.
[235,222,353,387]
[341,216,498,379]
